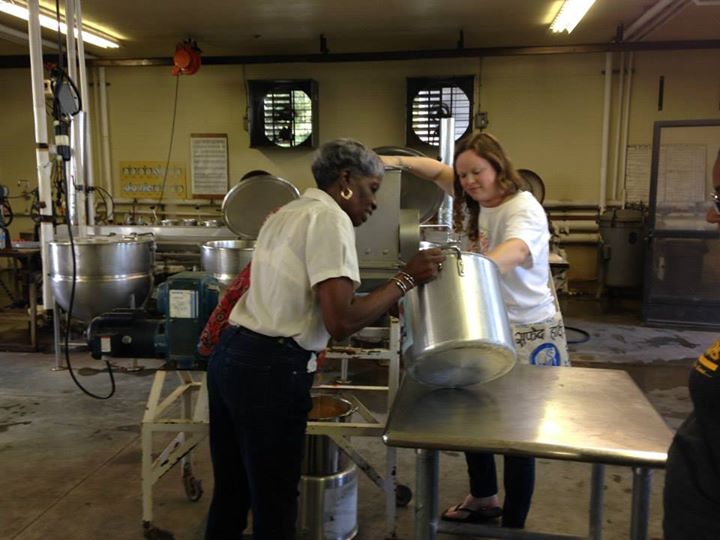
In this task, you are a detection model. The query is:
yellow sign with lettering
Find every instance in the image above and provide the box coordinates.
[118,161,187,199]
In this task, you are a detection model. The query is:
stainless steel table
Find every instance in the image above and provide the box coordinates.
[383,365,673,540]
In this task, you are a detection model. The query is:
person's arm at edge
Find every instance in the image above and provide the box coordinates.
[706,149,720,223]
[380,155,455,196]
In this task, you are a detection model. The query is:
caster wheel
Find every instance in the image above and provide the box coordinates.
[143,524,175,540]
[395,483,412,507]
[183,475,204,502]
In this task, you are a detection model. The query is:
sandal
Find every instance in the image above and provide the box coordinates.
[440,503,502,523]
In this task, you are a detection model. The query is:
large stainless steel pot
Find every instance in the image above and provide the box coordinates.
[200,239,255,286]
[48,236,155,321]
[403,247,516,387]
[303,395,355,476]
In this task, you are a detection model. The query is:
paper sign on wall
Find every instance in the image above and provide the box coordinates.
[624,145,651,203]
[191,134,229,198]
[118,161,187,199]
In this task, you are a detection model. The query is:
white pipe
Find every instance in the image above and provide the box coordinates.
[610,52,625,202]
[549,215,599,223]
[438,117,455,229]
[62,0,86,233]
[74,0,94,226]
[475,57,483,124]
[544,199,622,208]
[619,53,634,208]
[92,68,103,193]
[548,210,600,218]
[70,111,88,231]
[26,0,55,308]
[599,53,613,213]
[544,200,600,208]
[99,67,113,198]
[555,233,601,244]
[551,220,599,234]
[624,0,681,40]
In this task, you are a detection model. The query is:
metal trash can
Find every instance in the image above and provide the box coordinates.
[598,208,646,288]
[298,395,358,540]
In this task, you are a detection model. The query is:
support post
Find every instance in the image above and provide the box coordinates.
[589,463,605,540]
[630,467,652,540]
[415,448,439,540]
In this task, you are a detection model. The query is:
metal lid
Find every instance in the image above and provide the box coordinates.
[374,146,445,224]
[517,169,546,204]
[401,171,446,223]
[221,174,300,238]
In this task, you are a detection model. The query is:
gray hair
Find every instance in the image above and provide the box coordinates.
[311,138,384,189]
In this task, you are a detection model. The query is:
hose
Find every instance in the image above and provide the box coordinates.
[565,326,591,345]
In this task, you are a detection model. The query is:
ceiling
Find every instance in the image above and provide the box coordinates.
[0,0,719,60]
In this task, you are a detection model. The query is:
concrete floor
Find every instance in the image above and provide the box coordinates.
[0,295,714,540]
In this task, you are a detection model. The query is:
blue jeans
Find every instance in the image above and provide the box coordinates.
[466,451,536,528]
[205,326,315,540]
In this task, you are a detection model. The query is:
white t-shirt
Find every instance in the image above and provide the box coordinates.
[477,191,555,325]
[228,188,360,351]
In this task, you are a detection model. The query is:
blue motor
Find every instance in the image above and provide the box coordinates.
[87,272,220,369]
[155,272,220,368]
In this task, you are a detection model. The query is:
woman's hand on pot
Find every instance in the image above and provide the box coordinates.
[403,248,446,285]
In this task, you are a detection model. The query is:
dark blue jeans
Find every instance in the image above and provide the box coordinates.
[466,451,536,528]
[205,326,315,540]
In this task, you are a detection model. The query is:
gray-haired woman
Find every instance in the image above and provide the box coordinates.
[205,138,445,540]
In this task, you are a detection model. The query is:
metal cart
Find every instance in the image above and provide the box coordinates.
[309,316,410,539]
[141,369,207,539]
[140,317,409,539]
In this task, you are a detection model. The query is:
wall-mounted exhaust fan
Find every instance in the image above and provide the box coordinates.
[247,79,318,148]
[406,76,474,147]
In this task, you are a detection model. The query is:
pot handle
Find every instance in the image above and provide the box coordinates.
[441,245,464,276]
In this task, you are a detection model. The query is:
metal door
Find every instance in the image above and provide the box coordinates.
[644,119,720,329]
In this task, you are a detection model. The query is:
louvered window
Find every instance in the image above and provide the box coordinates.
[263,90,313,148]
[248,80,318,148]
[406,76,474,147]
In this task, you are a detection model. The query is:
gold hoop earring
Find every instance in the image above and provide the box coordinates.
[340,187,353,200]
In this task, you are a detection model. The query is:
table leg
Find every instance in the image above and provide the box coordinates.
[29,276,37,350]
[415,448,439,540]
[385,445,397,539]
[52,302,65,370]
[588,463,604,540]
[629,467,652,540]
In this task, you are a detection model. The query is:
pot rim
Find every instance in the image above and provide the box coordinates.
[49,236,155,246]
[201,239,256,250]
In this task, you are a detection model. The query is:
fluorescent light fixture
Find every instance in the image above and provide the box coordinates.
[0,0,119,48]
[549,0,597,34]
